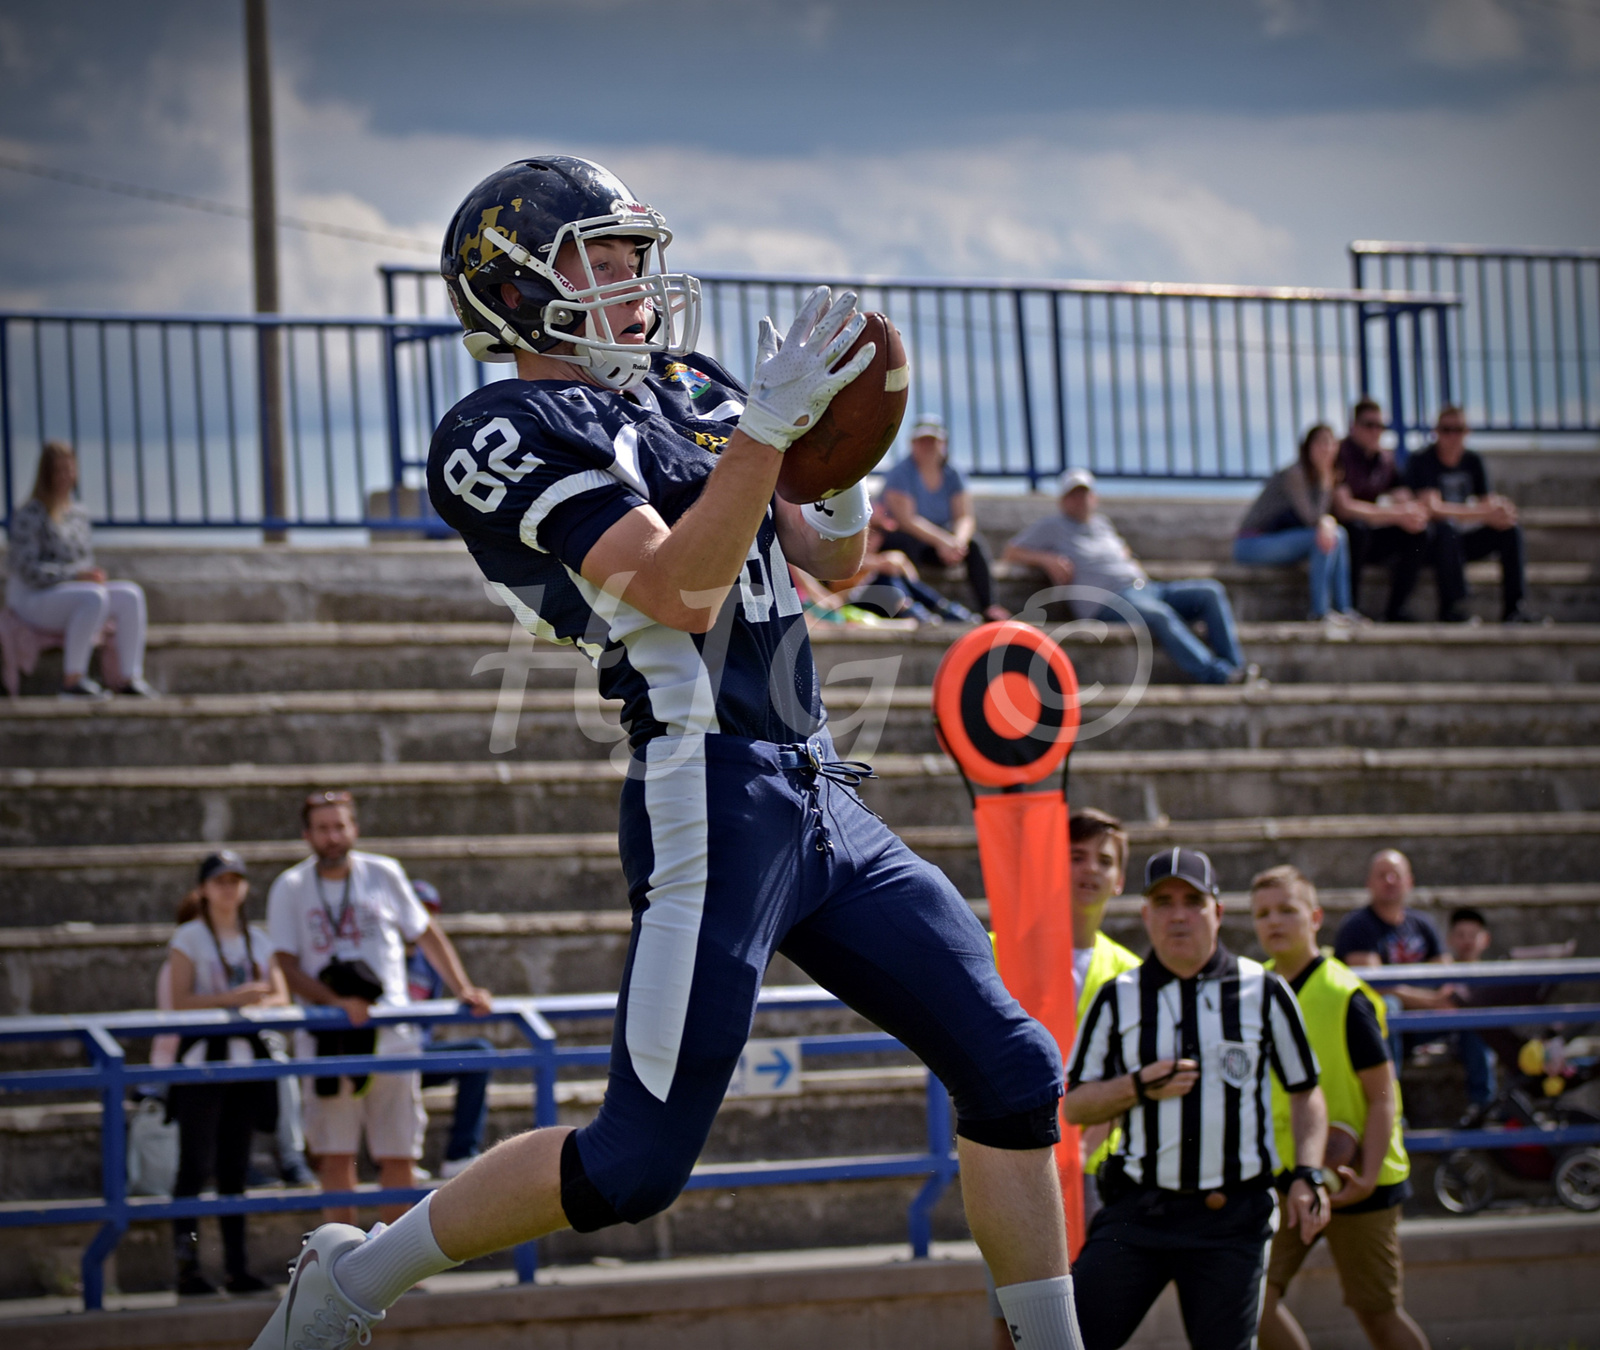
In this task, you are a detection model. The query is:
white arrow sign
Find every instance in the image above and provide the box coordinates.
[725,1038,802,1098]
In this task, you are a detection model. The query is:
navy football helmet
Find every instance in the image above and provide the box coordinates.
[441,156,701,391]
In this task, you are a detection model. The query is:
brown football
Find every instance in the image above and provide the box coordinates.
[1324,1121,1362,1187]
[776,311,909,504]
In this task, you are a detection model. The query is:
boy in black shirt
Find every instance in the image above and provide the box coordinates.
[1403,407,1540,623]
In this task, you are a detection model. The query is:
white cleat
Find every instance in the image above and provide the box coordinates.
[248,1223,384,1350]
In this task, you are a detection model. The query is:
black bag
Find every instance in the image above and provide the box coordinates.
[313,958,384,1097]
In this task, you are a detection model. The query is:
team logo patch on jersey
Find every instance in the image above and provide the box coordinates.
[1211,1041,1258,1089]
[664,362,713,399]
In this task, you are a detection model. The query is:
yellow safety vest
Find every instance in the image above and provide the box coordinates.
[1267,954,1409,1186]
[990,928,1141,1174]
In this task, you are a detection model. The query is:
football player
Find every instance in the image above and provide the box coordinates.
[250,156,1080,1350]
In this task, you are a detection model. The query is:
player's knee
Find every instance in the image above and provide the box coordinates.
[956,1097,1063,1151]
[951,1018,1063,1150]
[558,1129,693,1232]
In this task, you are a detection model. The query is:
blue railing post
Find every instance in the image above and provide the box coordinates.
[256,317,287,534]
[82,1025,129,1311]
[1012,289,1038,484]
[906,1070,956,1259]
[0,315,13,529]
[382,326,405,524]
[1385,308,1409,467]
[1435,303,1454,411]
[513,1005,559,1283]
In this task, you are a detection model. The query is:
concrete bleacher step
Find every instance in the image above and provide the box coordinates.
[976,558,1600,623]
[972,498,1599,564]
[10,620,1600,700]
[9,1216,1596,1350]
[4,812,1595,929]
[7,747,1597,848]
[7,683,1600,767]
[0,450,1588,633]
[7,884,1598,1019]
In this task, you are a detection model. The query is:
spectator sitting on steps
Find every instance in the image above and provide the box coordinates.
[4,440,156,698]
[1233,424,1364,627]
[1403,407,1545,624]
[815,498,979,627]
[1332,399,1440,622]
[877,412,1010,622]
[1004,468,1261,686]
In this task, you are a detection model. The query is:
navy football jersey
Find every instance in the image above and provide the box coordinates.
[427,352,824,749]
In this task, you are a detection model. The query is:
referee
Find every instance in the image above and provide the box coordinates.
[1064,848,1331,1350]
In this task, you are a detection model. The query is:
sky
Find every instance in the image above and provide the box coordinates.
[1,0,1598,316]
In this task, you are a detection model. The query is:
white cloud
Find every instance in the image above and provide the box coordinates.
[1253,0,1316,38]
[1416,0,1523,67]
[2,39,1598,322]
[1074,155,1296,280]
[595,141,1295,286]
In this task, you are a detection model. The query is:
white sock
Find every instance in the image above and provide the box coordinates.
[331,1192,461,1312]
[995,1275,1083,1349]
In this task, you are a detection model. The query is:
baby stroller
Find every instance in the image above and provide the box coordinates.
[1433,1033,1600,1214]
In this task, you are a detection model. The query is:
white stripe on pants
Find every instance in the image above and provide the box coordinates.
[6,578,147,681]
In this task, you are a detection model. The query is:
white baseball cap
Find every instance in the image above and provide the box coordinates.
[909,412,946,440]
[1057,468,1096,495]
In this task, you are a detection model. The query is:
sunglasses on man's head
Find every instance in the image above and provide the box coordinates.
[304,790,354,810]
[1438,424,1468,434]
[1356,418,1384,429]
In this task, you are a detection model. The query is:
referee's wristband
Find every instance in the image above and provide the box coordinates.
[1131,1069,1152,1106]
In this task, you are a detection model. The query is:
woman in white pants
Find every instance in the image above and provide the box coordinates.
[6,441,153,698]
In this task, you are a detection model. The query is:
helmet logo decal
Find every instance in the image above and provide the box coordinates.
[460,206,517,278]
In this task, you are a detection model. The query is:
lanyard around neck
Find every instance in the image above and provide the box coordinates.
[315,868,353,943]
[203,915,256,987]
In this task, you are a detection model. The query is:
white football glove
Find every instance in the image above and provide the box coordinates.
[736,286,876,451]
[801,479,870,539]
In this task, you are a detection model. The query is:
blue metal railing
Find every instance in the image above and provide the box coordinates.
[0,274,1461,531]
[1368,959,1600,1155]
[1,966,1596,1307]
[0,310,483,535]
[0,988,957,1310]
[385,264,1460,486]
[1352,242,1600,441]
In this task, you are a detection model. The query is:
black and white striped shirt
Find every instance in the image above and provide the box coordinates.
[1067,945,1319,1191]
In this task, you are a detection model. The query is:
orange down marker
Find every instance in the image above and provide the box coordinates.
[932,622,1085,1258]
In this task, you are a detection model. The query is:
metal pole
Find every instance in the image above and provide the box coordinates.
[1386,309,1408,468]
[81,1026,129,1311]
[245,0,287,540]
[0,319,13,531]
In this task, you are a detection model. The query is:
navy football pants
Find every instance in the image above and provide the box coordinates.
[562,732,1063,1230]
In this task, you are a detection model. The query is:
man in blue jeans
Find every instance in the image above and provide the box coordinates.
[406,881,493,1179]
[1005,469,1259,685]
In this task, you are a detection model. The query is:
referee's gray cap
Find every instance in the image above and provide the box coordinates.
[1142,846,1220,897]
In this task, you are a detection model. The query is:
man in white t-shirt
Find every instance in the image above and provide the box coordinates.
[1003,469,1256,686]
[268,790,492,1223]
